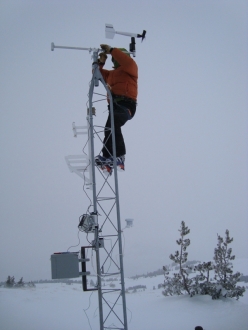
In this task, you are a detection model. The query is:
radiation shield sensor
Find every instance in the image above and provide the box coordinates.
[125,218,134,228]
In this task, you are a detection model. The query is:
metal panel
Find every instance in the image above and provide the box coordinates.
[51,253,79,279]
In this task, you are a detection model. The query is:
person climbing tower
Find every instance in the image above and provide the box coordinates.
[95,44,138,175]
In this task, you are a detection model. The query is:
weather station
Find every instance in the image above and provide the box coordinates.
[50,24,146,330]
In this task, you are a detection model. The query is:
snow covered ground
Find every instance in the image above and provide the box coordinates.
[1,259,248,330]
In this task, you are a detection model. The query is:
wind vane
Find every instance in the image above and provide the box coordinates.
[105,23,146,57]
[105,23,146,40]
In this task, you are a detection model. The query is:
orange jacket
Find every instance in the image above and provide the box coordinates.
[99,48,138,101]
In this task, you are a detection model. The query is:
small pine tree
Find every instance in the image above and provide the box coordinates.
[5,276,15,288]
[162,226,246,300]
[16,277,25,287]
[192,261,214,295]
[210,229,245,300]
[27,281,36,287]
[163,267,185,295]
[163,221,193,296]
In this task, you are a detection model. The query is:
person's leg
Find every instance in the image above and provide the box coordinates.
[102,99,136,157]
[114,106,128,157]
[102,103,130,158]
[102,114,112,158]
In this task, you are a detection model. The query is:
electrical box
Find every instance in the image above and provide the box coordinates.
[51,253,79,279]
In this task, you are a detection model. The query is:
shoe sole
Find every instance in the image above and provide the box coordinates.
[101,165,113,176]
[95,157,124,174]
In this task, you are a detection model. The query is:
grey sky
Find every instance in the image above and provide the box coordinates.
[0,0,247,281]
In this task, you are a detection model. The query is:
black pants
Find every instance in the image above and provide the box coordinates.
[102,99,136,158]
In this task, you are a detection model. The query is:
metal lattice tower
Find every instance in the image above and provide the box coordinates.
[52,45,128,330]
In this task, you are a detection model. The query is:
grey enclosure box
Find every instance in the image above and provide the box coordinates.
[51,253,79,279]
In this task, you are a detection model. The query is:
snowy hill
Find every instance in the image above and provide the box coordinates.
[0,258,248,330]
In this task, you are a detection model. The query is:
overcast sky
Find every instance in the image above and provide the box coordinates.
[0,0,247,281]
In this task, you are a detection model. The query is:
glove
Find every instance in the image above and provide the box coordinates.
[98,52,107,64]
[100,44,112,54]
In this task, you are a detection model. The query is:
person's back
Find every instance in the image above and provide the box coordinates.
[99,47,138,101]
